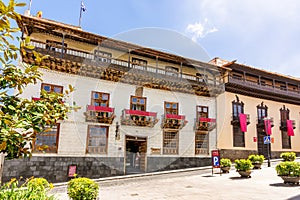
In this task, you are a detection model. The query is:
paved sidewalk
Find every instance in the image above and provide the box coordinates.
[52,163,300,200]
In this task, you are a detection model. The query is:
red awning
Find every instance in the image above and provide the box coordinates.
[87,105,114,113]
[166,114,185,120]
[199,117,216,122]
[124,109,157,117]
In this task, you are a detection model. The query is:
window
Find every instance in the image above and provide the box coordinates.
[33,124,60,153]
[163,131,179,154]
[87,125,108,154]
[232,96,245,147]
[165,66,179,77]
[41,83,63,94]
[165,102,178,115]
[46,40,67,53]
[94,50,112,63]
[91,91,110,107]
[232,73,243,79]
[132,58,147,70]
[197,106,208,118]
[130,96,146,111]
[195,132,209,154]
[280,106,291,149]
[257,102,268,121]
[233,126,245,147]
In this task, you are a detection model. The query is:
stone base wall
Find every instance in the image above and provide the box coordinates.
[220,149,300,161]
[147,157,211,172]
[3,156,124,183]
[219,149,258,161]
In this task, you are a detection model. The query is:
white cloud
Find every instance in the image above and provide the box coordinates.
[185,18,218,42]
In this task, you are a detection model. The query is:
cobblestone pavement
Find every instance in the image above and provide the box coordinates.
[53,163,300,200]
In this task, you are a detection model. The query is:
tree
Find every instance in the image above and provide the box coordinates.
[0,0,75,160]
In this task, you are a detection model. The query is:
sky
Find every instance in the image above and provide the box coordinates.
[8,0,300,77]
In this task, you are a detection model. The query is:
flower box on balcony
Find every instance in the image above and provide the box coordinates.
[162,114,188,130]
[85,105,115,124]
[197,117,216,131]
[121,109,158,127]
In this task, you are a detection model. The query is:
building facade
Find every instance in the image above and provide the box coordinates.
[2,15,226,183]
[212,58,300,160]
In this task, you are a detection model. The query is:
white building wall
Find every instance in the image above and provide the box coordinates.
[21,69,217,157]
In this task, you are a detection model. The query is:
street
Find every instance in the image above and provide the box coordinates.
[53,162,300,200]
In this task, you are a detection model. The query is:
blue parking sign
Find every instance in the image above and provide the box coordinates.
[212,150,220,168]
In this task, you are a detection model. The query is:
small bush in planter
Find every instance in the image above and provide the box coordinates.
[280,152,296,162]
[220,158,232,167]
[67,177,99,200]
[234,159,253,172]
[275,161,300,177]
[248,154,265,164]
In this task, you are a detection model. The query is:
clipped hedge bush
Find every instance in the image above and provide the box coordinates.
[234,159,253,172]
[220,158,232,167]
[276,161,300,177]
[67,177,99,200]
[280,152,296,161]
[0,177,56,200]
[248,154,265,164]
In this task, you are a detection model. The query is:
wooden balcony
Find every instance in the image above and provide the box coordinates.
[195,117,216,131]
[162,114,188,130]
[257,117,274,128]
[121,109,158,127]
[280,120,296,131]
[21,40,225,97]
[85,105,115,124]
[231,114,250,126]
[227,76,300,103]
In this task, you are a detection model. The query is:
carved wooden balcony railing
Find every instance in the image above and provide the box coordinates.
[21,40,225,97]
[195,117,216,131]
[121,109,158,127]
[228,75,300,99]
[257,117,274,128]
[280,120,296,131]
[85,105,115,124]
[162,114,188,130]
[231,114,250,126]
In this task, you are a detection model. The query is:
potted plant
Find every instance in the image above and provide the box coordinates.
[276,161,300,185]
[234,159,253,178]
[248,154,265,169]
[220,158,232,173]
[280,152,296,162]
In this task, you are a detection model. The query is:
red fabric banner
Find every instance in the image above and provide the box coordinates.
[125,109,157,117]
[287,120,295,136]
[199,117,216,122]
[239,113,247,132]
[87,105,114,113]
[264,119,272,135]
[166,114,185,120]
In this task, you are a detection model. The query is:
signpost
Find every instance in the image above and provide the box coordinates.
[211,149,221,175]
[264,136,271,167]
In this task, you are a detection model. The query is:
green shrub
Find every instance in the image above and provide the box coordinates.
[276,161,300,177]
[220,158,232,167]
[280,152,296,161]
[234,159,253,172]
[0,177,56,200]
[67,177,99,200]
[248,154,265,164]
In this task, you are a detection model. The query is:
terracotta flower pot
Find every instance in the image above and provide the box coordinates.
[221,166,231,173]
[238,170,252,178]
[279,176,300,185]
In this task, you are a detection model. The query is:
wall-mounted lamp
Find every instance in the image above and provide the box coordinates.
[115,122,120,140]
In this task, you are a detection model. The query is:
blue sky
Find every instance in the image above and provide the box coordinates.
[8,0,300,77]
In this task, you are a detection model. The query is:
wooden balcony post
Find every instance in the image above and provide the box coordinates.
[61,32,66,59]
